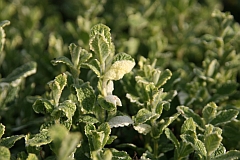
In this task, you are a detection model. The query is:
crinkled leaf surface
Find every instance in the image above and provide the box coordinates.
[83,59,101,77]
[108,116,134,128]
[52,100,76,119]
[181,118,196,134]
[135,108,159,124]
[177,106,204,130]
[98,95,115,111]
[204,133,222,156]
[211,109,239,126]
[202,102,217,124]
[26,153,38,160]
[110,148,132,160]
[74,83,96,113]
[33,99,54,114]
[26,130,52,147]
[181,134,207,158]
[165,128,180,149]
[104,53,135,80]
[90,24,111,45]
[212,150,240,160]
[0,135,25,148]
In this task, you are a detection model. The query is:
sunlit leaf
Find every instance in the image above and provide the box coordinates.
[204,133,222,156]
[26,130,52,147]
[0,146,10,160]
[211,109,239,126]
[108,116,133,128]
[133,124,151,135]
[0,123,5,139]
[202,102,217,124]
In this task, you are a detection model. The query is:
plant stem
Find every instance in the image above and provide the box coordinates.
[153,138,159,158]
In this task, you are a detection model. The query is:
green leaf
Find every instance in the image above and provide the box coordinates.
[178,142,194,159]
[52,100,76,119]
[211,109,239,126]
[69,43,92,68]
[98,123,111,147]
[202,102,217,124]
[3,61,37,85]
[89,34,110,62]
[181,118,196,135]
[165,128,180,150]
[0,123,5,138]
[78,115,99,124]
[0,135,25,148]
[108,116,133,128]
[90,24,111,45]
[48,73,67,105]
[133,124,151,135]
[51,56,74,68]
[181,134,207,157]
[211,143,226,157]
[104,53,135,80]
[0,20,10,52]
[156,69,172,88]
[212,150,240,160]
[156,113,180,138]
[135,108,159,124]
[110,148,132,160]
[177,106,204,131]
[97,95,115,111]
[26,130,52,147]
[83,59,101,77]
[33,99,54,114]
[217,82,238,96]
[204,133,222,156]
[0,146,10,160]
[74,83,96,113]
[50,125,81,160]
[223,121,240,142]
[26,153,38,160]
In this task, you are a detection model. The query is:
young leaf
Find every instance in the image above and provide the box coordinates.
[104,53,135,80]
[135,108,159,124]
[108,116,134,128]
[78,115,99,124]
[74,82,96,113]
[89,34,110,62]
[204,133,222,156]
[0,135,25,148]
[90,24,111,45]
[2,61,37,86]
[0,146,10,160]
[181,118,196,135]
[202,102,217,124]
[48,73,67,105]
[211,109,239,126]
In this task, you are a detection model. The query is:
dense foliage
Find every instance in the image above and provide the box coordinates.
[1,0,240,159]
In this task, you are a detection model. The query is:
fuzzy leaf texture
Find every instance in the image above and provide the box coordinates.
[104,53,135,80]
[25,130,52,147]
[108,116,134,128]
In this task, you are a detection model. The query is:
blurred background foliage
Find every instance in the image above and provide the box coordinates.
[1,0,240,157]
